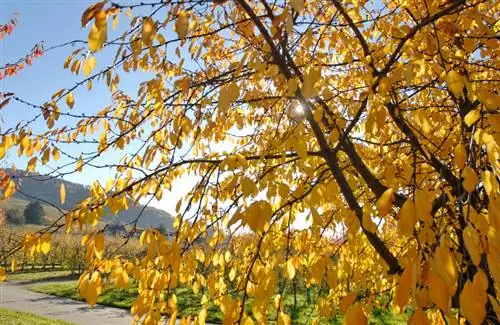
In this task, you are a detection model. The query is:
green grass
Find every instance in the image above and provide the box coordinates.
[30,281,409,324]
[0,308,74,325]
[7,270,74,283]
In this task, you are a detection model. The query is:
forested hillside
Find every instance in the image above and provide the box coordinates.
[4,169,173,229]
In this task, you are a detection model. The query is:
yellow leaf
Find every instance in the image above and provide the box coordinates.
[198,307,207,325]
[488,295,500,320]
[376,188,395,217]
[115,268,129,289]
[414,189,431,223]
[218,82,239,110]
[453,143,467,169]
[175,11,189,39]
[277,312,291,325]
[340,292,357,314]
[4,180,16,198]
[26,157,37,172]
[141,17,157,46]
[60,183,66,205]
[394,263,413,311]
[76,156,84,172]
[65,92,74,109]
[0,145,5,160]
[445,70,465,98]
[244,201,272,233]
[460,274,487,325]
[409,309,430,325]
[0,268,5,281]
[433,245,457,296]
[463,224,482,265]
[285,259,295,280]
[301,68,321,98]
[278,183,290,199]
[88,23,107,52]
[140,229,148,246]
[94,232,105,259]
[94,9,107,30]
[83,56,97,77]
[52,147,60,161]
[482,171,497,198]
[362,209,377,233]
[464,109,480,127]
[398,199,416,236]
[343,303,367,325]
[290,0,305,12]
[240,176,258,198]
[168,311,178,325]
[81,1,105,27]
[86,281,98,306]
[428,271,449,312]
[41,233,51,255]
[287,78,298,95]
[462,166,479,192]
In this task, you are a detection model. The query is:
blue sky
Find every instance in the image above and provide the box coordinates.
[0,1,200,214]
[1,0,114,179]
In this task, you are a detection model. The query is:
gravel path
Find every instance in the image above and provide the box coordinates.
[0,281,133,325]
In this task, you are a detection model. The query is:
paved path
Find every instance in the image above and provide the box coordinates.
[0,282,133,325]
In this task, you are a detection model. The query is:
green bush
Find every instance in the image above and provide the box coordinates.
[6,208,25,224]
[24,201,45,225]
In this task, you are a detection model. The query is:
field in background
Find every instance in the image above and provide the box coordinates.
[0,225,142,275]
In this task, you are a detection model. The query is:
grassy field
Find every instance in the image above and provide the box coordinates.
[0,308,74,325]
[30,281,409,324]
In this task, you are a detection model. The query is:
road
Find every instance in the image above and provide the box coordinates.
[0,281,133,325]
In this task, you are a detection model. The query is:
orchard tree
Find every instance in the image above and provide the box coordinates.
[1,1,499,324]
[24,201,44,225]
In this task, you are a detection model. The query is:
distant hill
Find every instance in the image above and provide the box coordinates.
[2,169,173,229]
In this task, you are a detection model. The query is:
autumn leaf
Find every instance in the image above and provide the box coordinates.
[343,303,367,325]
[290,0,305,12]
[285,259,295,280]
[398,199,416,236]
[88,23,107,52]
[81,1,105,27]
[40,233,51,255]
[141,17,157,46]
[428,270,449,312]
[445,70,465,98]
[376,188,395,217]
[460,272,488,325]
[464,109,481,127]
[453,144,467,169]
[175,11,189,39]
[83,55,96,76]
[409,309,430,325]
[65,92,74,109]
[60,183,66,205]
[462,166,479,192]
[94,232,104,259]
[340,292,357,314]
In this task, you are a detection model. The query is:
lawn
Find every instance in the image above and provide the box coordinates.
[7,270,75,283]
[30,281,409,324]
[0,308,74,325]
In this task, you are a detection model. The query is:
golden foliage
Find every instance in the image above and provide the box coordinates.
[1,0,499,324]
